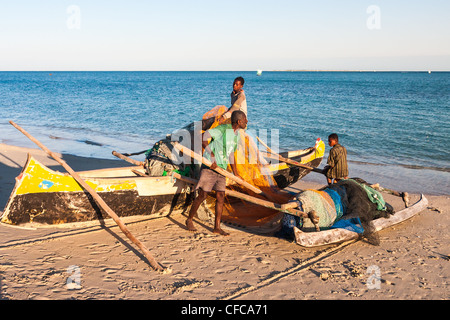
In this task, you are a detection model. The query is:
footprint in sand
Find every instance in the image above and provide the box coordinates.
[215,266,237,274]
[101,267,121,275]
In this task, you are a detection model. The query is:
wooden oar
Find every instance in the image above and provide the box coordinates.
[10,121,166,273]
[257,136,324,174]
[172,142,267,197]
[112,150,145,166]
[112,151,144,167]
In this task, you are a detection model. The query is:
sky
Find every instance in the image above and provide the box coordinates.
[0,0,449,71]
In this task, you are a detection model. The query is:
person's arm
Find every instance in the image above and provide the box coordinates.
[229,152,242,180]
[222,92,245,121]
[222,104,240,120]
[202,131,218,170]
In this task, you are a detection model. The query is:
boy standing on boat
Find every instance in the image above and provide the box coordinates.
[186,110,248,236]
[220,77,247,123]
[325,133,349,185]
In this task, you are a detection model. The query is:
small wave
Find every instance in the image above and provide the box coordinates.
[349,159,450,173]
[349,159,386,167]
[398,163,450,173]
[49,135,65,140]
[77,139,104,147]
[49,135,104,147]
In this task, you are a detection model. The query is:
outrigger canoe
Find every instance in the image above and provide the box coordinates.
[1,141,325,226]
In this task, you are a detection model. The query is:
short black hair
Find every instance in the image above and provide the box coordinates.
[328,133,339,142]
[234,77,245,86]
[231,110,246,125]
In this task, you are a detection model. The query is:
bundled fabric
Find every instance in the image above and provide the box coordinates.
[330,217,364,234]
[351,179,387,211]
[278,178,394,244]
[323,188,344,220]
[326,179,393,245]
[295,190,337,229]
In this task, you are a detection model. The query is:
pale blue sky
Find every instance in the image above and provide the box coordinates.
[1,0,449,71]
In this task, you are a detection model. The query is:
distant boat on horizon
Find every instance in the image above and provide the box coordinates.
[256,70,263,76]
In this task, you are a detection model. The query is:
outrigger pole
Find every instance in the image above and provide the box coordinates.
[256,136,325,174]
[111,150,321,229]
[9,121,167,273]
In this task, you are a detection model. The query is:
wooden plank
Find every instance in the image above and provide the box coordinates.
[10,121,167,273]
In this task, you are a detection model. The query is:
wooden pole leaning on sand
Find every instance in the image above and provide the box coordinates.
[9,121,166,273]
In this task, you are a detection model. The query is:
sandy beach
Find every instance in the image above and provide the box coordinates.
[0,143,448,302]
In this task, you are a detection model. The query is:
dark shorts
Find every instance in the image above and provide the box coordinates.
[196,167,226,193]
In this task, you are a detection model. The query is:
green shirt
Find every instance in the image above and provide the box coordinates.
[204,124,241,170]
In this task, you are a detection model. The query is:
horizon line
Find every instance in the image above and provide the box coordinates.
[0,70,448,73]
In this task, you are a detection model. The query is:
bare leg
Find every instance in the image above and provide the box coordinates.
[186,189,207,232]
[213,191,229,236]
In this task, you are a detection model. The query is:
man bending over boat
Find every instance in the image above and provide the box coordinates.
[186,110,248,236]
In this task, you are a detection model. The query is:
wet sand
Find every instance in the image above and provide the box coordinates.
[0,143,448,301]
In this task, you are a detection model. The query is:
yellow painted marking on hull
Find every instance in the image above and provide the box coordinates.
[16,158,137,195]
[267,139,325,172]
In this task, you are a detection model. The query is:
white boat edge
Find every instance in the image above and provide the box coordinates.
[294,194,428,248]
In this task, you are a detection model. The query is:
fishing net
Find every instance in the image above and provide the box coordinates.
[144,106,293,230]
[296,190,337,229]
[200,106,292,229]
[278,178,394,244]
[144,106,395,244]
[325,179,393,245]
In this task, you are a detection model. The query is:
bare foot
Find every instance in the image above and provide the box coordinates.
[186,219,197,232]
[213,228,230,236]
[402,192,410,208]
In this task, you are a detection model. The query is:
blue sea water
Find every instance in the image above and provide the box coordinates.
[0,71,449,195]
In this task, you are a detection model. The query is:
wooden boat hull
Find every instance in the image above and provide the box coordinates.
[1,155,193,225]
[294,194,428,248]
[1,140,324,226]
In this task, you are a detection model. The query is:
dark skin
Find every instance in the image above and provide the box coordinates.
[219,79,244,124]
[233,79,244,94]
[186,115,248,236]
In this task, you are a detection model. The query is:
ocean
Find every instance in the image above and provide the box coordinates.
[1,71,449,195]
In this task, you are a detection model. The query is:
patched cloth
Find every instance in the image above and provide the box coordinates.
[196,167,227,192]
[326,143,348,179]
